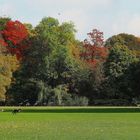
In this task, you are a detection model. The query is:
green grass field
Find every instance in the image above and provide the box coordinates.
[0,107,140,140]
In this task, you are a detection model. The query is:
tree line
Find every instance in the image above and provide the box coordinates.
[0,17,140,106]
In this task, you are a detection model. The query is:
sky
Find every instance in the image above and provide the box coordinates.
[0,0,140,40]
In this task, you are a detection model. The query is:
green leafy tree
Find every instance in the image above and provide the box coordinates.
[104,44,138,100]
[7,17,85,105]
[105,33,140,57]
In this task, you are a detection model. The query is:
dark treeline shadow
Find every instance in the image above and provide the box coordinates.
[3,107,140,113]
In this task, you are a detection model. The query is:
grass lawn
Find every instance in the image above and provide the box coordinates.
[0,107,140,140]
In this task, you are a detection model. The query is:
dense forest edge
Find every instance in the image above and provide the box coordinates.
[0,16,140,106]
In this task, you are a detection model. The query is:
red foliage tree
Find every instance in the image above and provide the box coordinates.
[0,20,28,59]
[2,20,28,45]
[80,29,108,68]
[0,39,8,47]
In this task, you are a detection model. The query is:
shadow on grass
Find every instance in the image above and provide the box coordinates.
[4,107,140,113]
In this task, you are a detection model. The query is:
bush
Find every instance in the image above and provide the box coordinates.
[93,99,130,106]
[69,95,89,106]
[36,84,89,106]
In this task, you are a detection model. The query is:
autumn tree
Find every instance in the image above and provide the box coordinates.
[77,29,108,104]
[0,18,28,103]
[0,20,28,59]
[0,46,19,101]
[80,29,108,68]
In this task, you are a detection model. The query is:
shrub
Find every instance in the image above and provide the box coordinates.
[93,99,130,106]
[36,84,89,106]
[70,95,89,106]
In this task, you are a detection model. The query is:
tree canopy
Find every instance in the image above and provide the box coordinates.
[0,16,140,106]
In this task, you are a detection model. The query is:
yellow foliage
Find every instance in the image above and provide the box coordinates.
[68,41,80,59]
[0,55,19,100]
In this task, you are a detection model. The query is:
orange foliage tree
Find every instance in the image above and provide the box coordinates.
[80,29,108,68]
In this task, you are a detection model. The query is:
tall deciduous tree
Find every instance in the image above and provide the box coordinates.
[104,44,138,99]
[0,18,28,103]
[81,29,108,68]
[7,17,85,105]
[0,20,29,59]
[77,29,108,104]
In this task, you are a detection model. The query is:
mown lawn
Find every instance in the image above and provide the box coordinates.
[0,107,140,140]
